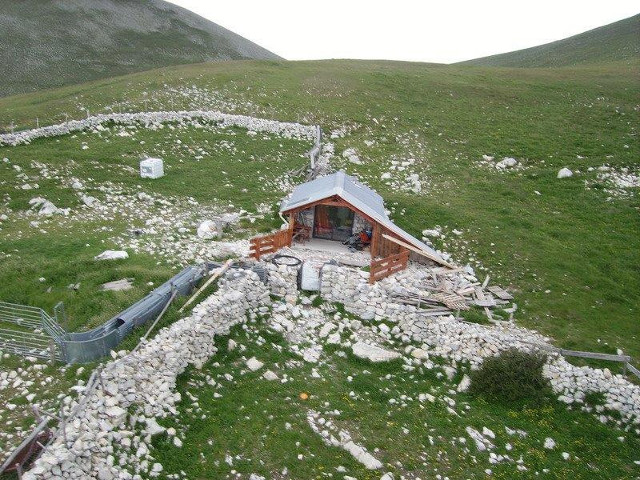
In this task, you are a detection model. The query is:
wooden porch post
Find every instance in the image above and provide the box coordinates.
[370,223,379,258]
[288,212,295,246]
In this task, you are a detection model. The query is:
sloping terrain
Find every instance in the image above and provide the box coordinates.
[460,14,640,67]
[0,0,280,97]
[0,59,638,477]
[0,59,638,358]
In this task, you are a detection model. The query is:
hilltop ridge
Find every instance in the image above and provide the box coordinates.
[0,0,281,97]
[459,14,640,67]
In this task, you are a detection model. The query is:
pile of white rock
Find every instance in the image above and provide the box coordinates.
[23,269,269,480]
[28,197,70,217]
[544,356,640,428]
[306,410,383,470]
[0,110,317,147]
[592,165,640,198]
[297,259,640,429]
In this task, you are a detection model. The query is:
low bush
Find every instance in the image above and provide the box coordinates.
[469,349,550,405]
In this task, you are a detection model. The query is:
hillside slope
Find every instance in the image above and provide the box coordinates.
[460,14,640,67]
[0,0,281,97]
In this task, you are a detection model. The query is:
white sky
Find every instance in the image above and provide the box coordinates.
[167,1,639,63]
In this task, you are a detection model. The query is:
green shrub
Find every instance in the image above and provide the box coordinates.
[469,349,550,405]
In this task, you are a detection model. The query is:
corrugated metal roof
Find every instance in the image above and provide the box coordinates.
[280,171,445,262]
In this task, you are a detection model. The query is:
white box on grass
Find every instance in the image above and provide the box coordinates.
[140,158,164,179]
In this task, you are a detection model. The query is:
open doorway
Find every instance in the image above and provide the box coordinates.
[313,205,354,242]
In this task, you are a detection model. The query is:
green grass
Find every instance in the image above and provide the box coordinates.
[0,58,638,478]
[460,14,639,67]
[0,122,309,329]
[142,322,639,479]
[0,59,637,355]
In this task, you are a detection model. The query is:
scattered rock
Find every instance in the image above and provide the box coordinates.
[197,220,220,239]
[100,278,133,291]
[263,370,279,381]
[352,342,401,363]
[557,168,573,179]
[457,374,471,392]
[94,250,128,261]
[246,357,264,371]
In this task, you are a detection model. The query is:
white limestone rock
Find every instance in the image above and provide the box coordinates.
[457,374,471,392]
[197,220,220,239]
[263,370,279,381]
[246,357,264,371]
[557,168,573,179]
[352,342,401,363]
[95,250,129,261]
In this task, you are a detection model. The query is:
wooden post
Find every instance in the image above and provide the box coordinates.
[179,260,233,313]
[49,340,56,365]
[370,224,379,258]
[15,463,22,480]
[288,213,295,246]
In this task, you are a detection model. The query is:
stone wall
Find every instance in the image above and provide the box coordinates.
[317,262,640,426]
[352,212,370,234]
[265,262,300,304]
[24,269,269,480]
[0,110,316,147]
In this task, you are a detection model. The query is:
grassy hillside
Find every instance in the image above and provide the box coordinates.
[460,14,640,67]
[0,59,638,358]
[0,0,280,97]
[0,59,638,478]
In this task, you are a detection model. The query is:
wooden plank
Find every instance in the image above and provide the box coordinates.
[626,363,640,380]
[559,349,631,362]
[179,260,233,313]
[487,285,514,300]
[474,299,497,307]
[381,234,454,268]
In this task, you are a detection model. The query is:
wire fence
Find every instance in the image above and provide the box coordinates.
[0,302,65,362]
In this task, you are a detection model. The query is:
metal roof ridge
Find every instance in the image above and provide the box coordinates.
[335,170,346,196]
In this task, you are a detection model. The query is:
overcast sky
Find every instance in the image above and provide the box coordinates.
[167,1,639,63]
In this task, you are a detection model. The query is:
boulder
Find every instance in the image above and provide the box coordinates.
[95,250,128,261]
[557,168,573,179]
[197,220,220,239]
[246,357,264,371]
[352,342,401,363]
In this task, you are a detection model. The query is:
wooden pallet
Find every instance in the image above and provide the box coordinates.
[429,292,469,310]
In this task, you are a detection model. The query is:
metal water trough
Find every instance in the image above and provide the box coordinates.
[62,262,267,363]
[1,262,268,364]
